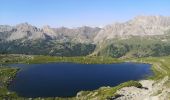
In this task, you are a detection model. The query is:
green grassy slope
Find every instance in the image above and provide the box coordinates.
[0,54,170,100]
[0,40,96,56]
[94,35,170,58]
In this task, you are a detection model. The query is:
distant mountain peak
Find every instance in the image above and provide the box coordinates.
[15,22,38,32]
[15,22,32,28]
[94,15,170,43]
[42,25,51,29]
[1,15,170,43]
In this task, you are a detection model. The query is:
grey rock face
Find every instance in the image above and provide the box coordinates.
[0,25,14,41]
[41,26,100,43]
[8,23,45,40]
[94,16,170,43]
[1,16,170,43]
[0,23,100,43]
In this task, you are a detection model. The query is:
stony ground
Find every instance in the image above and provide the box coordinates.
[115,76,170,100]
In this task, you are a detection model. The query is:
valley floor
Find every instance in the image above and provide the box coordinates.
[0,54,170,100]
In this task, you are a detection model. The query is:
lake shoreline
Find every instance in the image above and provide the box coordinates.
[1,54,170,100]
[8,62,152,98]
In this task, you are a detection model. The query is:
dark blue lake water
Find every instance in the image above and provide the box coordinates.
[8,63,152,98]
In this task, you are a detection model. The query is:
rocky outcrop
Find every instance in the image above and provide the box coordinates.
[115,76,170,100]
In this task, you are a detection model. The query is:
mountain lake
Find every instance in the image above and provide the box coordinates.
[8,62,153,97]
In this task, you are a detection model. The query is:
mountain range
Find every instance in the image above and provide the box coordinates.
[1,15,170,57]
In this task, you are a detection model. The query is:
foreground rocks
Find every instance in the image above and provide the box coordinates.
[114,76,170,100]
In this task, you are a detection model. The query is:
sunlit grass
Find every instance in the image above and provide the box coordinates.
[0,54,170,99]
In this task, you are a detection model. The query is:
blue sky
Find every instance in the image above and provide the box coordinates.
[0,0,170,27]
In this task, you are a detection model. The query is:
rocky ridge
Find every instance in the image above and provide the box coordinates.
[94,16,170,43]
[1,16,170,44]
[0,23,100,43]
